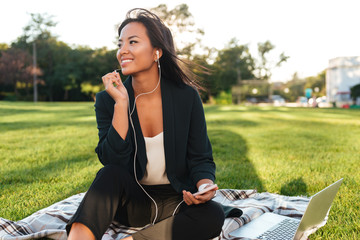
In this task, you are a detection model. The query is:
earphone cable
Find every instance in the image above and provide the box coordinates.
[128,62,161,225]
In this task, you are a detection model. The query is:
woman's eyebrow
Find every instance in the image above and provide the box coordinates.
[118,35,140,42]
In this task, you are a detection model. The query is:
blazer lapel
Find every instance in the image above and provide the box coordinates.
[161,79,176,179]
[124,77,147,178]
[123,76,176,181]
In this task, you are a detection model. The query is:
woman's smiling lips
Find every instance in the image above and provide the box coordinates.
[121,58,133,67]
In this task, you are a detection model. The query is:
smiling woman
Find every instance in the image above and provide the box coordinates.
[65,8,233,240]
[117,22,158,77]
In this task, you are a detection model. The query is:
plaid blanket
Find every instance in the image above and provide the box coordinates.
[0,189,325,240]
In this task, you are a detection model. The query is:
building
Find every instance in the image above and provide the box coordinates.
[326,56,360,107]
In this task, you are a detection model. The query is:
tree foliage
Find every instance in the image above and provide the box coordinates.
[350,84,360,101]
[1,13,121,101]
[150,4,204,59]
[211,38,255,95]
[0,4,295,103]
[304,70,326,97]
[284,72,306,102]
[151,4,194,33]
[255,40,289,81]
[0,48,32,98]
[0,43,9,52]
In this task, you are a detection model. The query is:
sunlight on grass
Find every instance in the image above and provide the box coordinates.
[205,105,360,239]
[1,102,359,239]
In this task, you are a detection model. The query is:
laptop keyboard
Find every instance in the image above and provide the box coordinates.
[257,218,300,240]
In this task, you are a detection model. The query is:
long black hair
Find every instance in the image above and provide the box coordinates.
[118,8,202,89]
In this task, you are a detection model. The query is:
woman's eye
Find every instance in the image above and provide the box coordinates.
[130,40,137,44]
[117,43,122,48]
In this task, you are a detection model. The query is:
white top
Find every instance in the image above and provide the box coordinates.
[139,132,170,185]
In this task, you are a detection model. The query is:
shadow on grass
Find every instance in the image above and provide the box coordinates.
[1,153,92,183]
[209,129,265,192]
[280,177,308,196]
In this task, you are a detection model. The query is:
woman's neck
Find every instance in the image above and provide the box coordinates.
[132,68,160,97]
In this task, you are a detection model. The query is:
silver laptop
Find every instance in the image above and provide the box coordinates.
[229,178,343,240]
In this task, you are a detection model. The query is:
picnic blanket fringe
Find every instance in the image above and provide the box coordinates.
[0,189,324,240]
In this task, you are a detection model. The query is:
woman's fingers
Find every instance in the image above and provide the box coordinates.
[102,72,120,88]
[182,187,217,206]
[183,191,194,205]
[182,191,203,205]
[102,71,128,103]
[114,71,124,89]
[194,189,216,202]
[102,74,112,89]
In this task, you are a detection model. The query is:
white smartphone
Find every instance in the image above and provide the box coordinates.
[193,184,218,196]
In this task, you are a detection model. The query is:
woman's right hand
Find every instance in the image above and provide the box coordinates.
[102,71,128,105]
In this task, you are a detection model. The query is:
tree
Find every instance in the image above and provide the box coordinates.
[0,48,32,98]
[284,72,306,102]
[150,3,213,101]
[23,13,57,41]
[74,47,118,101]
[304,70,326,97]
[0,43,9,53]
[190,50,215,101]
[150,4,205,60]
[12,13,58,101]
[211,38,255,95]
[350,84,360,104]
[255,40,289,81]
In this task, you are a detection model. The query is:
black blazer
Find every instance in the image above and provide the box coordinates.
[94,76,215,193]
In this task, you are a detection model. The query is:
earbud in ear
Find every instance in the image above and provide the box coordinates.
[155,50,161,68]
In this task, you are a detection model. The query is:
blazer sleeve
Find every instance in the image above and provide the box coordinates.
[187,90,216,184]
[94,91,133,166]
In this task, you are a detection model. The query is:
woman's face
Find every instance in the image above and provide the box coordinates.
[117,22,158,76]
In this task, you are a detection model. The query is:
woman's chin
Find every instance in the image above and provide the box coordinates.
[120,69,132,76]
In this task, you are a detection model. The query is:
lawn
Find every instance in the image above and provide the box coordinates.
[0,101,359,239]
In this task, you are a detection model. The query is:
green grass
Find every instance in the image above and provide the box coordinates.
[1,102,359,239]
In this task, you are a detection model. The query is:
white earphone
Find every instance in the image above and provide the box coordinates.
[128,48,167,225]
[155,50,160,69]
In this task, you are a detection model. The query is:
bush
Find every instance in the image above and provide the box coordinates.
[350,84,360,103]
[214,91,232,105]
[1,92,17,101]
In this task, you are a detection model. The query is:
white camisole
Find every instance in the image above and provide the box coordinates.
[139,132,170,185]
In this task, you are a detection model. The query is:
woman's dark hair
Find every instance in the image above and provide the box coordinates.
[118,8,202,89]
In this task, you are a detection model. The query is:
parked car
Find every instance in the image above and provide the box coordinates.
[316,96,331,108]
[297,96,308,107]
[271,95,285,106]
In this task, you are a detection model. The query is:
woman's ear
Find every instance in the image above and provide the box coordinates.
[154,48,163,62]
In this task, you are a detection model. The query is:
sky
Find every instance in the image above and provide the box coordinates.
[1,0,360,82]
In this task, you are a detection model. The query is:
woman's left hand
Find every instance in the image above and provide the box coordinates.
[182,185,218,205]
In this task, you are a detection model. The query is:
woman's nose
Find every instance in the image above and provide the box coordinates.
[119,43,129,55]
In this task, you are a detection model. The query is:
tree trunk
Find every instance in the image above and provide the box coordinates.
[26,82,30,98]
[14,80,18,98]
[64,89,68,101]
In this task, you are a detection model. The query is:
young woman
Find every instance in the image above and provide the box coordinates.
[66,8,227,240]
